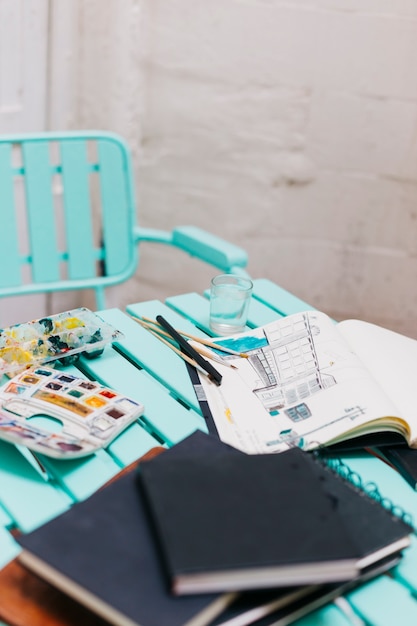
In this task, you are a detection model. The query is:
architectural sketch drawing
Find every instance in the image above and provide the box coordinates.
[247,312,336,414]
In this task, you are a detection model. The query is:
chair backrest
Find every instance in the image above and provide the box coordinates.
[0,131,138,310]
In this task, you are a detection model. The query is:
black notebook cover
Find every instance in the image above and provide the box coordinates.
[210,552,400,626]
[138,444,412,596]
[16,452,236,626]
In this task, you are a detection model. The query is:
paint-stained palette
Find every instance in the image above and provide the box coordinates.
[0,307,123,376]
[0,366,144,459]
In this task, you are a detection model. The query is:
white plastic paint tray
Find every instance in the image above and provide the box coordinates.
[0,307,123,375]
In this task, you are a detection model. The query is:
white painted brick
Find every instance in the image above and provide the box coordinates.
[147,1,417,99]
[312,12,417,98]
[146,1,327,87]
[315,0,417,15]
[309,91,417,179]
[50,0,417,337]
[247,236,417,335]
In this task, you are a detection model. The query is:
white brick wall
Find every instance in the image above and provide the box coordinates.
[51,0,417,336]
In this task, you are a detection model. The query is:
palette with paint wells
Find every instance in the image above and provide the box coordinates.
[0,307,123,376]
[0,366,145,459]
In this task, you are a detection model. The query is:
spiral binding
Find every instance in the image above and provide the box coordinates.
[312,450,415,531]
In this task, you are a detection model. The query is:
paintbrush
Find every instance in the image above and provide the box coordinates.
[140,316,249,358]
[134,317,237,369]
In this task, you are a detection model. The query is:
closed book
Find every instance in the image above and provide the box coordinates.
[138,445,412,595]
[211,555,400,626]
[16,464,236,626]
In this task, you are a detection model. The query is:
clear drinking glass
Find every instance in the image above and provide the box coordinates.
[209,274,253,335]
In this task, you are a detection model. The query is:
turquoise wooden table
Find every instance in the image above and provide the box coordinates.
[1,278,417,626]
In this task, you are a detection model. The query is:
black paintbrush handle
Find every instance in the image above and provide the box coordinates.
[156,316,222,386]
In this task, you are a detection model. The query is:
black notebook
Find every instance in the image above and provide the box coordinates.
[138,442,412,596]
[211,554,400,626]
[16,460,237,626]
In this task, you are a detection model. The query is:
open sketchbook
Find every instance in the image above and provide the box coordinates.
[191,310,417,454]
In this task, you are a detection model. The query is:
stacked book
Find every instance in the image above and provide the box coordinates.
[16,432,413,626]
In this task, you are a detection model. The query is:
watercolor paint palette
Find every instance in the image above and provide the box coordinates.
[0,366,144,459]
[0,308,123,376]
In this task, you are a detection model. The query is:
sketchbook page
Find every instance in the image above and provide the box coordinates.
[338,319,417,442]
[197,311,400,454]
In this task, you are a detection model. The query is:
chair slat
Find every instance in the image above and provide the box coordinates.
[22,142,60,282]
[0,144,22,287]
[97,138,135,277]
[60,139,97,279]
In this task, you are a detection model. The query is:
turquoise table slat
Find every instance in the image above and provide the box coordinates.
[100,306,202,414]
[165,291,283,333]
[2,287,417,626]
[67,347,161,467]
[83,354,205,447]
[247,295,286,327]
[0,441,71,533]
[252,278,317,316]
[107,422,161,467]
[165,292,213,334]
[394,536,417,594]
[127,298,212,341]
[293,602,355,626]
[0,505,12,529]
[338,453,417,521]
[346,575,417,625]
[77,326,207,446]
[37,448,121,502]
[13,361,123,502]
[42,378,160,471]
[0,526,21,570]
[65,335,162,469]
[337,452,417,598]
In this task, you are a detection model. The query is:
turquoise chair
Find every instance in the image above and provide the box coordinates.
[0,131,249,310]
